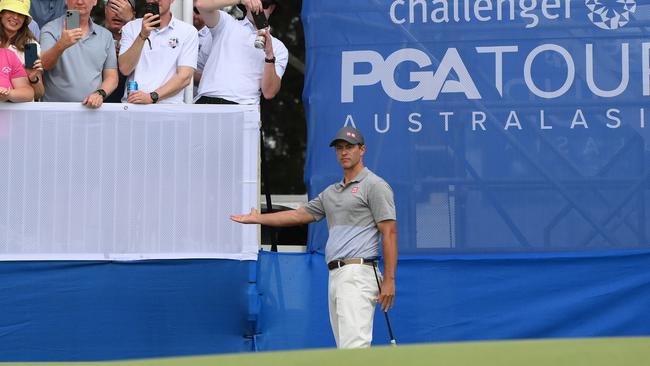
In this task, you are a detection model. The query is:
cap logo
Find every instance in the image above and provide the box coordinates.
[347,132,356,138]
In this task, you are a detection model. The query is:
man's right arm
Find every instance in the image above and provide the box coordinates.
[119,15,158,75]
[196,0,263,28]
[40,23,83,70]
[230,207,316,227]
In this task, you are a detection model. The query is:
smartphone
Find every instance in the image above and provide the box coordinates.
[24,43,38,69]
[251,11,268,30]
[143,2,160,27]
[65,10,80,29]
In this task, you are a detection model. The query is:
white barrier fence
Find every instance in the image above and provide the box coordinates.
[0,103,259,260]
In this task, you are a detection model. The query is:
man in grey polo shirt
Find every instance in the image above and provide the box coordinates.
[231,126,398,349]
[40,0,118,107]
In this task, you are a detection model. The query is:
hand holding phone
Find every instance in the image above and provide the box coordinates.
[65,10,80,29]
[251,11,268,49]
[24,43,38,69]
[143,2,160,28]
[251,11,268,30]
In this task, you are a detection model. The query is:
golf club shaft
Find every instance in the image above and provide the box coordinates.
[373,262,397,346]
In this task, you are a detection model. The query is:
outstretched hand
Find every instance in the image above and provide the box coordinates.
[230,207,261,224]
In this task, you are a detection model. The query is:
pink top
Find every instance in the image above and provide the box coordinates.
[0,48,27,89]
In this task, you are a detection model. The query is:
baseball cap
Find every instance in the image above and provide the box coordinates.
[329,127,365,147]
[0,0,32,23]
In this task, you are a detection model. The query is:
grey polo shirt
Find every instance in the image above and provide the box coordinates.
[40,16,117,102]
[304,167,396,263]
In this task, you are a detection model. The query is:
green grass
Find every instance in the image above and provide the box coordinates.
[2,337,648,366]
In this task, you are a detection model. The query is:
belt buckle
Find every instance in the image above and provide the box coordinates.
[337,260,344,269]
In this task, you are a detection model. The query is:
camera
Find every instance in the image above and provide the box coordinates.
[251,11,268,49]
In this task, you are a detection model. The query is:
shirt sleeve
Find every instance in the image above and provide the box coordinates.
[9,52,27,79]
[208,10,230,38]
[118,20,137,57]
[104,32,118,69]
[177,27,198,69]
[39,22,58,53]
[303,193,326,222]
[271,37,289,79]
[368,180,396,223]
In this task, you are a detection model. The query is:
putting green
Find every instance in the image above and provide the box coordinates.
[2,337,648,366]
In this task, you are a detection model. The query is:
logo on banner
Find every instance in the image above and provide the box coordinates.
[338,1,649,135]
[586,0,637,30]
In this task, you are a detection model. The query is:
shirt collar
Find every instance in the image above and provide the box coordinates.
[198,25,210,36]
[91,21,99,34]
[153,15,177,33]
[335,167,369,189]
[85,19,98,37]
[240,16,256,33]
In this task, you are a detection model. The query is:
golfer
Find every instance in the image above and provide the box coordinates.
[231,126,397,348]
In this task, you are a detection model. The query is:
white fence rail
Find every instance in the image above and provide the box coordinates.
[0,103,259,260]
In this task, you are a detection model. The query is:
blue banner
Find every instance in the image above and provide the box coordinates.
[303,1,650,254]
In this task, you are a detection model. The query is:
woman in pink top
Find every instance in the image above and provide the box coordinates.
[0,0,43,100]
[0,47,32,102]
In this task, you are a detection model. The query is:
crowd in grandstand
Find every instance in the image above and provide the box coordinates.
[0,0,286,106]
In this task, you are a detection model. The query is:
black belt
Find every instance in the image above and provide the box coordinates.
[195,96,239,105]
[328,258,376,270]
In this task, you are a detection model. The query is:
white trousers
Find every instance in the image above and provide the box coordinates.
[328,263,381,348]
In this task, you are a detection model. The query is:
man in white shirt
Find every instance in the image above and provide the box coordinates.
[118,0,198,104]
[192,0,212,96]
[195,0,288,105]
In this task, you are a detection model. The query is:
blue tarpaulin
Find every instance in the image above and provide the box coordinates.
[2,251,649,360]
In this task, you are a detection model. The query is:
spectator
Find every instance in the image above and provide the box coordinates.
[192,0,211,96]
[103,0,134,103]
[0,0,45,100]
[195,0,288,105]
[0,47,34,101]
[40,0,118,108]
[118,0,198,104]
[29,0,65,28]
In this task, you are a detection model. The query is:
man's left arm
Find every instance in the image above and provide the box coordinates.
[83,68,118,108]
[83,37,119,108]
[261,30,287,99]
[377,219,397,312]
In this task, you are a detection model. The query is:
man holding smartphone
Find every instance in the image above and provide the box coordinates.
[194,0,288,105]
[118,0,198,104]
[40,0,118,108]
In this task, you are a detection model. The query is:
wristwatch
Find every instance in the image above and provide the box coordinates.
[150,91,159,104]
[95,88,107,100]
[264,56,276,64]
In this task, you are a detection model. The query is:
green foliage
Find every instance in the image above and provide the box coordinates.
[262,0,306,194]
